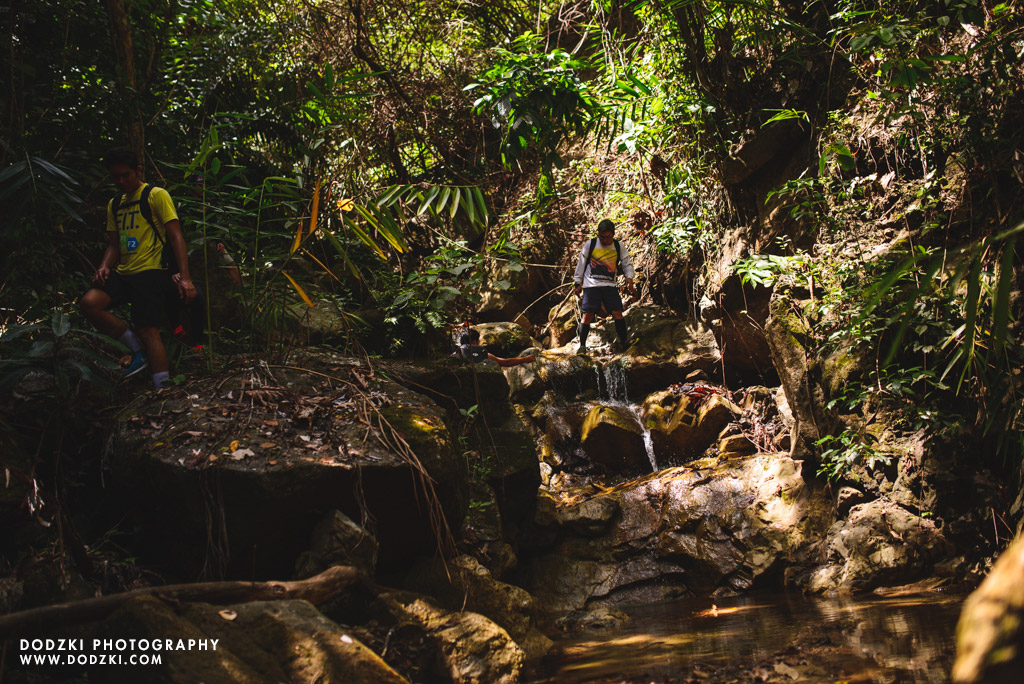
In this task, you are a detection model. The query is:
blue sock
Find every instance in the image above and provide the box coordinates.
[152,371,170,389]
[119,330,141,354]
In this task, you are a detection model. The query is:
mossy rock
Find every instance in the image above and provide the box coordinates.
[475,322,538,357]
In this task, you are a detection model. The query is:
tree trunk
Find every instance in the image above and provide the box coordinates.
[104,0,145,158]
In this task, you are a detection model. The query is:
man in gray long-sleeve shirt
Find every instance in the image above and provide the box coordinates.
[572,219,635,354]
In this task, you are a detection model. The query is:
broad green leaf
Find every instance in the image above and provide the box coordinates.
[51,310,70,338]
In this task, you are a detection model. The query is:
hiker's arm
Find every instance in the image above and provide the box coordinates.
[572,243,587,294]
[165,220,197,302]
[93,232,120,286]
[488,353,535,368]
[620,245,636,294]
[620,244,636,280]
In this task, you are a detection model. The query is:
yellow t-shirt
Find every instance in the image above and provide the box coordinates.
[106,184,179,275]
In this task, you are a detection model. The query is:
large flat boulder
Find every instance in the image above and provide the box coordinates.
[111,352,467,579]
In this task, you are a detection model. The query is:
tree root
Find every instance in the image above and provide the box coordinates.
[0,565,362,640]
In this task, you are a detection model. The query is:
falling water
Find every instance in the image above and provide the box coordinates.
[593,360,657,472]
[594,360,629,403]
[641,428,657,471]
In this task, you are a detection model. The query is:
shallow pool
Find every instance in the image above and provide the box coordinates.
[528,591,963,683]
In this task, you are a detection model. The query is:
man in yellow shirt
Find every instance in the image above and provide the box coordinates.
[78,148,197,389]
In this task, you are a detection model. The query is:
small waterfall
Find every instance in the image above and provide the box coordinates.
[642,427,657,471]
[595,360,629,403]
[591,359,657,472]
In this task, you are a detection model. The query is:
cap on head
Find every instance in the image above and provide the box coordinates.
[597,219,615,236]
[103,146,140,169]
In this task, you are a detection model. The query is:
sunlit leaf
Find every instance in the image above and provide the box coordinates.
[282,270,314,308]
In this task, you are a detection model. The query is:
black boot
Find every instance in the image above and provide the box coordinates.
[614,318,629,349]
[577,322,590,354]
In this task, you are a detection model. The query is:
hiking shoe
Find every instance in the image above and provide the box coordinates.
[122,351,148,378]
[576,346,589,356]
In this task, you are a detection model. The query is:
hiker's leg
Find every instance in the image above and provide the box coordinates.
[136,325,170,388]
[611,310,628,344]
[578,311,595,348]
[136,326,168,373]
[79,288,127,339]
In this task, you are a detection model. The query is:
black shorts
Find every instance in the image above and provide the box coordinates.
[101,270,176,328]
[581,286,623,314]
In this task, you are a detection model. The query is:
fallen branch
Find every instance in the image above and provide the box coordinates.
[0,565,361,640]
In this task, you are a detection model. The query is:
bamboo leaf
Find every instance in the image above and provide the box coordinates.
[290,217,302,254]
[991,236,1016,350]
[958,256,983,391]
[449,187,461,218]
[322,228,364,281]
[435,186,452,215]
[418,186,440,216]
[308,177,322,237]
[463,187,477,225]
[302,249,344,286]
[282,270,314,308]
[344,215,386,259]
[472,187,488,222]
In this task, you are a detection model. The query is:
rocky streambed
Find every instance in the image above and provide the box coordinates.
[2,306,1017,683]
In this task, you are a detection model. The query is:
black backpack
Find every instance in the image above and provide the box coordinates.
[110,184,180,273]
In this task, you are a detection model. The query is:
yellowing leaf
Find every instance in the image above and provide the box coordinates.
[282,270,315,308]
[229,439,239,452]
[337,197,354,212]
[290,218,302,254]
[308,178,322,237]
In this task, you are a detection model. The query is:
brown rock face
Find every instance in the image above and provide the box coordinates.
[380,592,526,684]
[954,534,1024,684]
[642,391,741,463]
[580,405,650,472]
[524,455,832,612]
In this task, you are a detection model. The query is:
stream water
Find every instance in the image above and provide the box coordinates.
[528,591,963,684]
[593,359,658,471]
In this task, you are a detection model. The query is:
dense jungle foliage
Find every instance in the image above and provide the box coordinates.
[1,0,1023,520]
